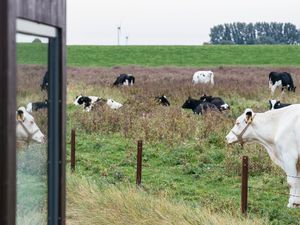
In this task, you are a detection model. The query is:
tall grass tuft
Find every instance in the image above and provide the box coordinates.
[67,174,267,225]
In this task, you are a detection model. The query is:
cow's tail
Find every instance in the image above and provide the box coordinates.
[210,72,214,85]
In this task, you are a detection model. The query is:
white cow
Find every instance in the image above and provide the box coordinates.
[226,106,300,208]
[192,71,214,85]
[16,107,45,143]
[106,99,123,109]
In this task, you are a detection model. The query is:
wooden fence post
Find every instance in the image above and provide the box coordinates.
[71,128,76,172]
[136,140,143,186]
[241,156,249,215]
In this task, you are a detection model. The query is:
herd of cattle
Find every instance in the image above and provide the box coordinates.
[17,69,300,208]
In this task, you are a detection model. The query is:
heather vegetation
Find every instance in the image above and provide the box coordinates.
[16,44,300,224]
[65,65,300,224]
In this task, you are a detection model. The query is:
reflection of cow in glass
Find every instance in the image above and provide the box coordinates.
[40,71,49,91]
[16,107,45,143]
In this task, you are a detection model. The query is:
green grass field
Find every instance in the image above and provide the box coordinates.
[17,44,300,67]
[16,44,300,224]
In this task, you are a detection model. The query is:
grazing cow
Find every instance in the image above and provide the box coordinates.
[16,107,45,143]
[155,95,170,106]
[200,94,230,111]
[113,73,135,86]
[269,72,296,95]
[226,106,300,208]
[40,71,49,91]
[73,95,101,112]
[26,100,48,113]
[192,71,214,85]
[106,99,123,109]
[182,97,218,115]
[269,99,291,110]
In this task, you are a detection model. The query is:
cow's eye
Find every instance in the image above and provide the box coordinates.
[30,121,34,124]
[235,122,240,125]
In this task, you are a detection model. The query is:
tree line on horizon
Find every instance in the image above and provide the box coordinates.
[209,22,300,45]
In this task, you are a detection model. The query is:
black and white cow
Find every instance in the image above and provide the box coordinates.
[269,99,291,110]
[181,97,218,115]
[269,72,296,95]
[73,95,101,111]
[199,94,230,111]
[26,100,48,113]
[113,74,135,86]
[40,71,49,91]
[155,95,170,106]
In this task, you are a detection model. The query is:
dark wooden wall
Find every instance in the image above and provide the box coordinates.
[16,0,66,27]
[0,1,17,224]
[0,0,66,224]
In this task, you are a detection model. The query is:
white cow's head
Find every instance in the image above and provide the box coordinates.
[106,99,123,109]
[16,107,45,143]
[226,108,255,145]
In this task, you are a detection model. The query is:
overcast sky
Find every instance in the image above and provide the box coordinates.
[67,0,300,45]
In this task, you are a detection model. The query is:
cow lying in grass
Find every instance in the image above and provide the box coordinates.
[155,95,170,106]
[199,94,230,111]
[182,97,218,115]
[26,100,48,113]
[74,95,123,111]
[73,95,101,111]
[182,95,229,115]
[226,107,300,208]
[269,99,291,110]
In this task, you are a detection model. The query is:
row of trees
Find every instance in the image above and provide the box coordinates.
[209,22,300,45]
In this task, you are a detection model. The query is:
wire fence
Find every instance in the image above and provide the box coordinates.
[69,128,300,214]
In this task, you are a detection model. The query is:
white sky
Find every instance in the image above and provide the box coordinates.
[67,0,300,45]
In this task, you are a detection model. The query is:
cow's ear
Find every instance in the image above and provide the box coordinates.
[245,108,253,123]
[16,110,24,122]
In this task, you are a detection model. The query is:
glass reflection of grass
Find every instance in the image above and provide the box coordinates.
[17,144,47,225]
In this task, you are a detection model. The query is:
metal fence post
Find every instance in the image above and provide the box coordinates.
[241,156,249,214]
[71,128,76,172]
[136,140,143,186]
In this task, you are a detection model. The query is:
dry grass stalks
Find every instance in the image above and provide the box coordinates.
[67,174,267,225]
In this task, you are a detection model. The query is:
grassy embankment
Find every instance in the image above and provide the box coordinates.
[17,44,300,67]
[17,44,300,224]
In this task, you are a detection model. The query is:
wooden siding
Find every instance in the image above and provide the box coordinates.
[16,0,65,27]
[0,0,17,224]
[0,0,66,224]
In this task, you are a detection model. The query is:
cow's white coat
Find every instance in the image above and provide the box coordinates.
[106,99,123,109]
[26,102,33,113]
[192,71,214,85]
[269,80,283,95]
[16,107,45,143]
[226,106,300,208]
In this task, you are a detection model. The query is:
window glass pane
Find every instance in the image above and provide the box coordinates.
[16,33,48,225]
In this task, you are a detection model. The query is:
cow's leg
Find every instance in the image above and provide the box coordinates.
[280,89,285,101]
[283,157,300,208]
[287,176,300,208]
[270,85,277,96]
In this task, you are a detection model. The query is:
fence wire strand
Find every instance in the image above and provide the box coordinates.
[248,186,300,198]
